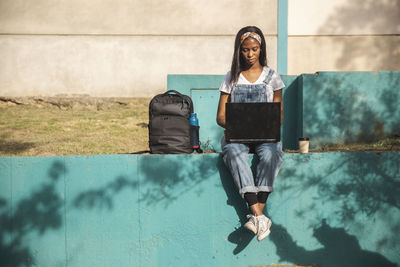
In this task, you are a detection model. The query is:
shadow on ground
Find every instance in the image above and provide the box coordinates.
[0,138,35,154]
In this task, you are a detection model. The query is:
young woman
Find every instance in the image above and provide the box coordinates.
[216,26,284,241]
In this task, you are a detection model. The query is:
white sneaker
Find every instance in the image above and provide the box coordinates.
[244,214,257,235]
[256,215,272,241]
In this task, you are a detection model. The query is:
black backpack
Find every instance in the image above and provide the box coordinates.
[148,90,201,154]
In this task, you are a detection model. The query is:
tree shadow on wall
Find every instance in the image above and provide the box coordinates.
[269,220,397,267]
[0,161,66,267]
[282,152,400,223]
[73,155,216,210]
[72,153,260,255]
[301,72,400,147]
[73,174,138,210]
[318,0,400,70]
[278,152,400,262]
[138,155,216,206]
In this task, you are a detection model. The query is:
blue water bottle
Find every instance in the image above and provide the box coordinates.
[189,113,200,149]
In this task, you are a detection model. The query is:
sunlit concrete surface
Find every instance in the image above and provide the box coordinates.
[0,35,277,97]
[0,0,278,97]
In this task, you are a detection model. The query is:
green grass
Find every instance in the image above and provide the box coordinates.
[0,98,151,156]
[1,97,399,156]
[283,138,400,153]
[314,138,400,152]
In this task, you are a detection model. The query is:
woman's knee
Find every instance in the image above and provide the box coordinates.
[223,143,249,159]
[257,144,282,162]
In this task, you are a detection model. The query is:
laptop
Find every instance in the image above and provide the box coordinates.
[225,102,281,143]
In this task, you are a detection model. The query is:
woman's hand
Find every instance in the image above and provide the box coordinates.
[216,92,230,128]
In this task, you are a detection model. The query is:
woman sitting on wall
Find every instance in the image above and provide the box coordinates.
[216,26,284,241]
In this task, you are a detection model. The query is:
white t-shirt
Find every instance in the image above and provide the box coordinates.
[219,66,285,95]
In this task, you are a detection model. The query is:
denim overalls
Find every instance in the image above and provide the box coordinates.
[221,71,283,197]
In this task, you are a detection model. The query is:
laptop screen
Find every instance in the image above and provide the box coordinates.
[225,102,281,143]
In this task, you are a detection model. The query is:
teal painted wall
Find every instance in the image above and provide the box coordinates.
[168,71,400,151]
[2,71,400,266]
[301,71,400,147]
[1,153,399,266]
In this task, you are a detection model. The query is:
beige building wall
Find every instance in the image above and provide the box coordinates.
[287,0,400,75]
[0,0,279,97]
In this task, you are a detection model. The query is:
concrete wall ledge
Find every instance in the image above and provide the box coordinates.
[1,152,399,266]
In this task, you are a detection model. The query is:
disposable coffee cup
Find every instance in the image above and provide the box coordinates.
[299,137,310,154]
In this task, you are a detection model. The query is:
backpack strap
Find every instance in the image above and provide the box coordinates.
[163,90,194,113]
[162,89,185,98]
